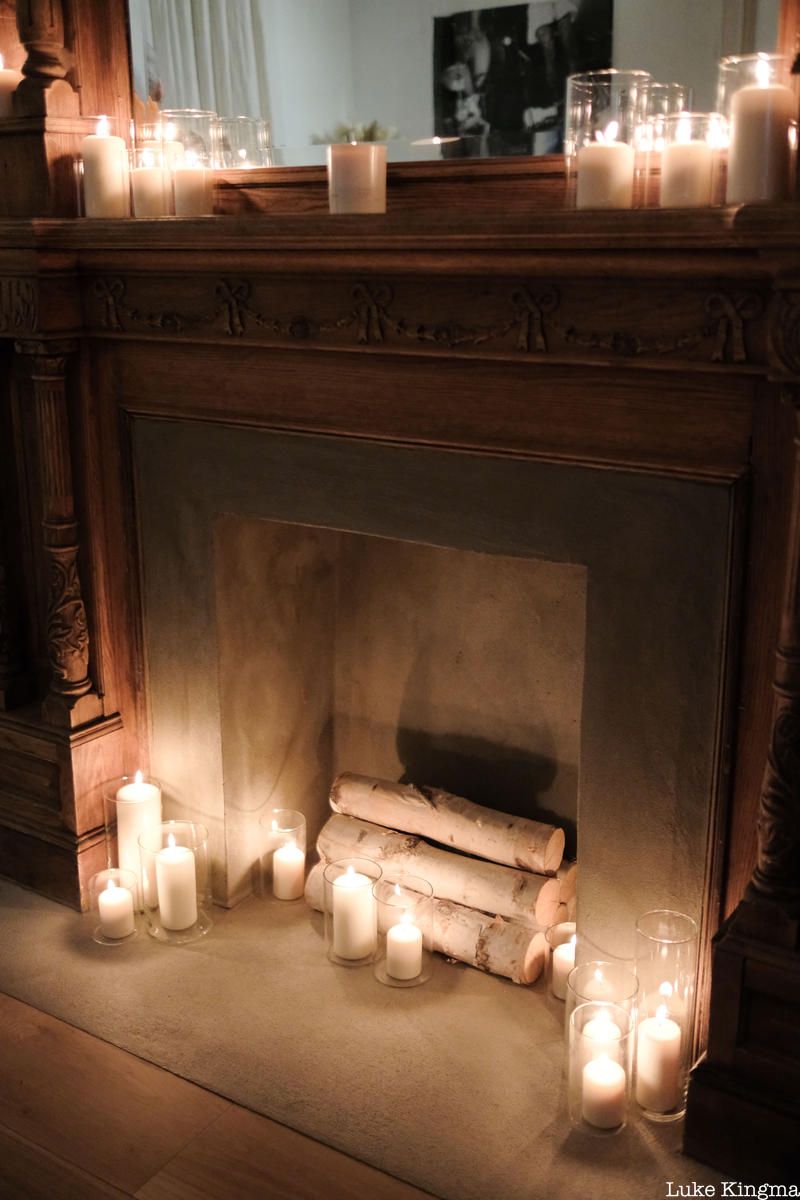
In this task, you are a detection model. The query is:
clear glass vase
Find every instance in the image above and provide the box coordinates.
[87,867,139,945]
[322,857,382,966]
[565,69,651,208]
[373,876,434,988]
[569,1001,634,1135]
[138,820,213,944]
[260,809,307,900]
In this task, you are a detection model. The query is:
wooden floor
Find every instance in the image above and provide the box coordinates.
[0,992,436,1200]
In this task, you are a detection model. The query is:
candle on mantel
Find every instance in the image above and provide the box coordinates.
[727,56,797,203]
[326,142,387,214]
[635,992,682,1113]
[332,865,377,960]
[576,121,635,209]
[386,909,423,980]
[97,878,135,939]
[0,54,23,119]
[272,839,305,900]
[660,117,714,208]
[582,1054,627,1129]
[154,833,198,931]
[115,771,162,902]
[142,121,185,169]
[81,115,131,218]
[132,150,171,217]
[173,149,213,216]
[551,933,576,999]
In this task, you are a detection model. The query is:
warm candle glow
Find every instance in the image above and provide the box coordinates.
[106,878,116,892]
[596,120,619,144]
[185,149,199,167]
[0,54,5,70]
[656,1003,669,1022]
[167,833,176,850]
[134,769,143,785]
[165,121,177,141]
[96,114,110,137]
[755,54,771,88]
[141,150,155,169]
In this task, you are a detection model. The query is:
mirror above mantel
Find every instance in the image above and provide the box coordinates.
[127,0,783,167]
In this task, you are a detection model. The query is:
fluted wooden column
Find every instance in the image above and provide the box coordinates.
[15,338,101,727]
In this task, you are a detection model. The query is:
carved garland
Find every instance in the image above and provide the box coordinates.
[92,277,763,365]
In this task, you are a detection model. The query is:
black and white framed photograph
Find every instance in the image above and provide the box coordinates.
[433,1,613,157]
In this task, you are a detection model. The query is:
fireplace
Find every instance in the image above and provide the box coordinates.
[133,417,735,963]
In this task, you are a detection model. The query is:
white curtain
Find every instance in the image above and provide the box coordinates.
[129,0,271,121]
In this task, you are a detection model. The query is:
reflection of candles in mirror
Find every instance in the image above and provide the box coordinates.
[576,121,635,209]
[661,116,714,207]
[82,115,131,217]
[582,1055,627,1128]
[98,879,135,939]
[386,903,423,980]
[132,149,171,217]
[727,55,796,203]
[173,149,213,216]
[635,987,682,1112]
[155,833,198,931]
[273,839,305,900]
[115,771,162,902]
[332,865,376,959]
[0,53,23,118]
[552,933,577,999]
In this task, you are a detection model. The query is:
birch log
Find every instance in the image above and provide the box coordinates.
[329,772,564,875]
[304,861,546,985]
[557,861,577,904]
[317,813,561,927]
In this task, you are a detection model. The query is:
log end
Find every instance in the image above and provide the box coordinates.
[534,877,562,928]
[557,860,578,903]
[520,931,548,985]
[544,827,566,875]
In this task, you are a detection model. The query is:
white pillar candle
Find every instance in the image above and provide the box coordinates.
[155,834,198,931]
[635,1004,682,1112]
[132,152,171,217]
[727,65,797,203]
[82,115,131,218]
[661,140,714,207]
[173,152,213,216]
[583,1011,622,1058]
[273,840,305,900]
[332,866,377,959]
[97,879,135,939]
[0,54,23,119]
[576,126,635,209]
[386,913,423,980]
[327,143,387,214]
[582,1055,627,1128]
[551,933,576,999]
[115,771,162,904]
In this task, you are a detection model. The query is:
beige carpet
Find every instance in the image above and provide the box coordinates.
[0,878,725,1200]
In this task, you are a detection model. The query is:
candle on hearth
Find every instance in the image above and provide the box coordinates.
[386,910,423,980]
[81,115,130,218]
[154,833,198,931]
[326,142,387,214]
[115,771,162,901]
[582,1054,627,1128]
[727,56,796,204]
[97,878,135,939]
[173,150,213,216]
[635,998,682,1112]
[576,122,635,209]
[272,840,305,900]
[552,933,577,999]
[0,54,23,119]
[132,150,171,216]
[332,865,377,960]
[583,1008,623,1058]
[660,117,714,208]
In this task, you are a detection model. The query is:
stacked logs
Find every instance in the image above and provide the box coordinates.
[305,772,576,985]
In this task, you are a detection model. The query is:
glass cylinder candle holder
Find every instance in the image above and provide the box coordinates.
[718,53,798,204]
[159,109,217,216]
[138,821,212,944]
[639,81,691,204]
[634,909,698,1122]
[545,920,577,1000]
[565,960,639,1039]
[323,857,382,966]
[565,69,650,209]
[259,809,307,900]
[130,148,173,216]
[103,772,163,906]
[326,142,387,213]
[568,1001,634,1135]
[78,114,131,218]
[658,113,726,208]
[373,876,434,988]
[88,868,139,945]
[214,116,271,168]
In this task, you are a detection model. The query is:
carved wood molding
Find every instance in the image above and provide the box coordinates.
[14,0,78,117]
[769,290,800,381]
[14,337,100,727]
[0,278,39,335]
[88,275,766,368]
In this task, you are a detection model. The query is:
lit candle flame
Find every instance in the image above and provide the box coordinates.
[656,1003,669,1022]
[141,150,155,169]
[676,116,692,145]
[594,967,604,982]
[237,147,247,160]
[659,981,674,999]
[167,833,176,850]
[394,883,402,896]
[134,769,143,785]
[271,819,278,832]
[345,864,355,878]
[755,54,771,89]
[106,878,116,892]
[97,115,110,138]
[164,121,177,141]
[596,121,619,145]
[569,933,577,946]
[0,54,5,71]
[400,910,415,926]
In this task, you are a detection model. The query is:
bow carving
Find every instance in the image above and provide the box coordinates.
[352,283,392,344]
[705,292,763,364]
[511,287,559,352]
